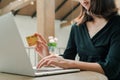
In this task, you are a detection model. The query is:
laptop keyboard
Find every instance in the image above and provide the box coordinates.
[33,67,63,72]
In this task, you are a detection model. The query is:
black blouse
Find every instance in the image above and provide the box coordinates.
[62,15,120,80]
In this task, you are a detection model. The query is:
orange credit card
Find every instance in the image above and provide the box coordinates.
[26,35,38,46]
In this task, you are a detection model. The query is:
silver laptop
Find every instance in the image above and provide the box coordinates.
[0,13,80,76]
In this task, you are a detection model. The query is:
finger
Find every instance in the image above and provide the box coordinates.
[46,57,68,69]
[36,44,42,52]
[36,41,41,49]
[35,47,40,53]
[35,44,43,54]
[35,33,47,44]
[36,41,48,49]
[36,40,42,46]
[37,59,49,68]
[37,55,56,68]
[35,48,42,55]
[46,58,63,68]
[36,41,46,50]
[41,41,48,48]
[37,56,49,68]
[42,56,58,66]
[35,48,43,57]
[46,59,55,67]
[38,58,56,68]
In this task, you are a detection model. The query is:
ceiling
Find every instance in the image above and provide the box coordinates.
[0,0,81,21]
[0,0,120,21]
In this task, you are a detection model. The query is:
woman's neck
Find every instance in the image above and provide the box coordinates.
[91,15,107,24]
[86,16,108,38]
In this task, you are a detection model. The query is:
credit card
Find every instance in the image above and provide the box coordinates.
[26,35,38,46]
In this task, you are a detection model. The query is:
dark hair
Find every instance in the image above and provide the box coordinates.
[75,0,118,25]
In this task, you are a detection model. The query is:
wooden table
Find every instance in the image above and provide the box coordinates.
[0,71,108,80]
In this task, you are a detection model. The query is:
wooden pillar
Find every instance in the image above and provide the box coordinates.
[36,0,55,42]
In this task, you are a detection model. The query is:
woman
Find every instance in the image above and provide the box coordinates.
[35,0,120,80]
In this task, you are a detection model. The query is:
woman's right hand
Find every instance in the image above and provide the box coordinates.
[34,33,51,58]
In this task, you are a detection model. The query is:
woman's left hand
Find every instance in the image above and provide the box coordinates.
[37,54,75,69]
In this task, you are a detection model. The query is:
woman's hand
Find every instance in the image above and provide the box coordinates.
[37,54,75,69]
[34,33,50,58]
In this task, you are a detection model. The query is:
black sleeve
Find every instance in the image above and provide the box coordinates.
[61,25,77,60]
[98,29,120,80]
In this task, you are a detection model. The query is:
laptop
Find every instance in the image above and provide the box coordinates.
[0,12,80,77]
